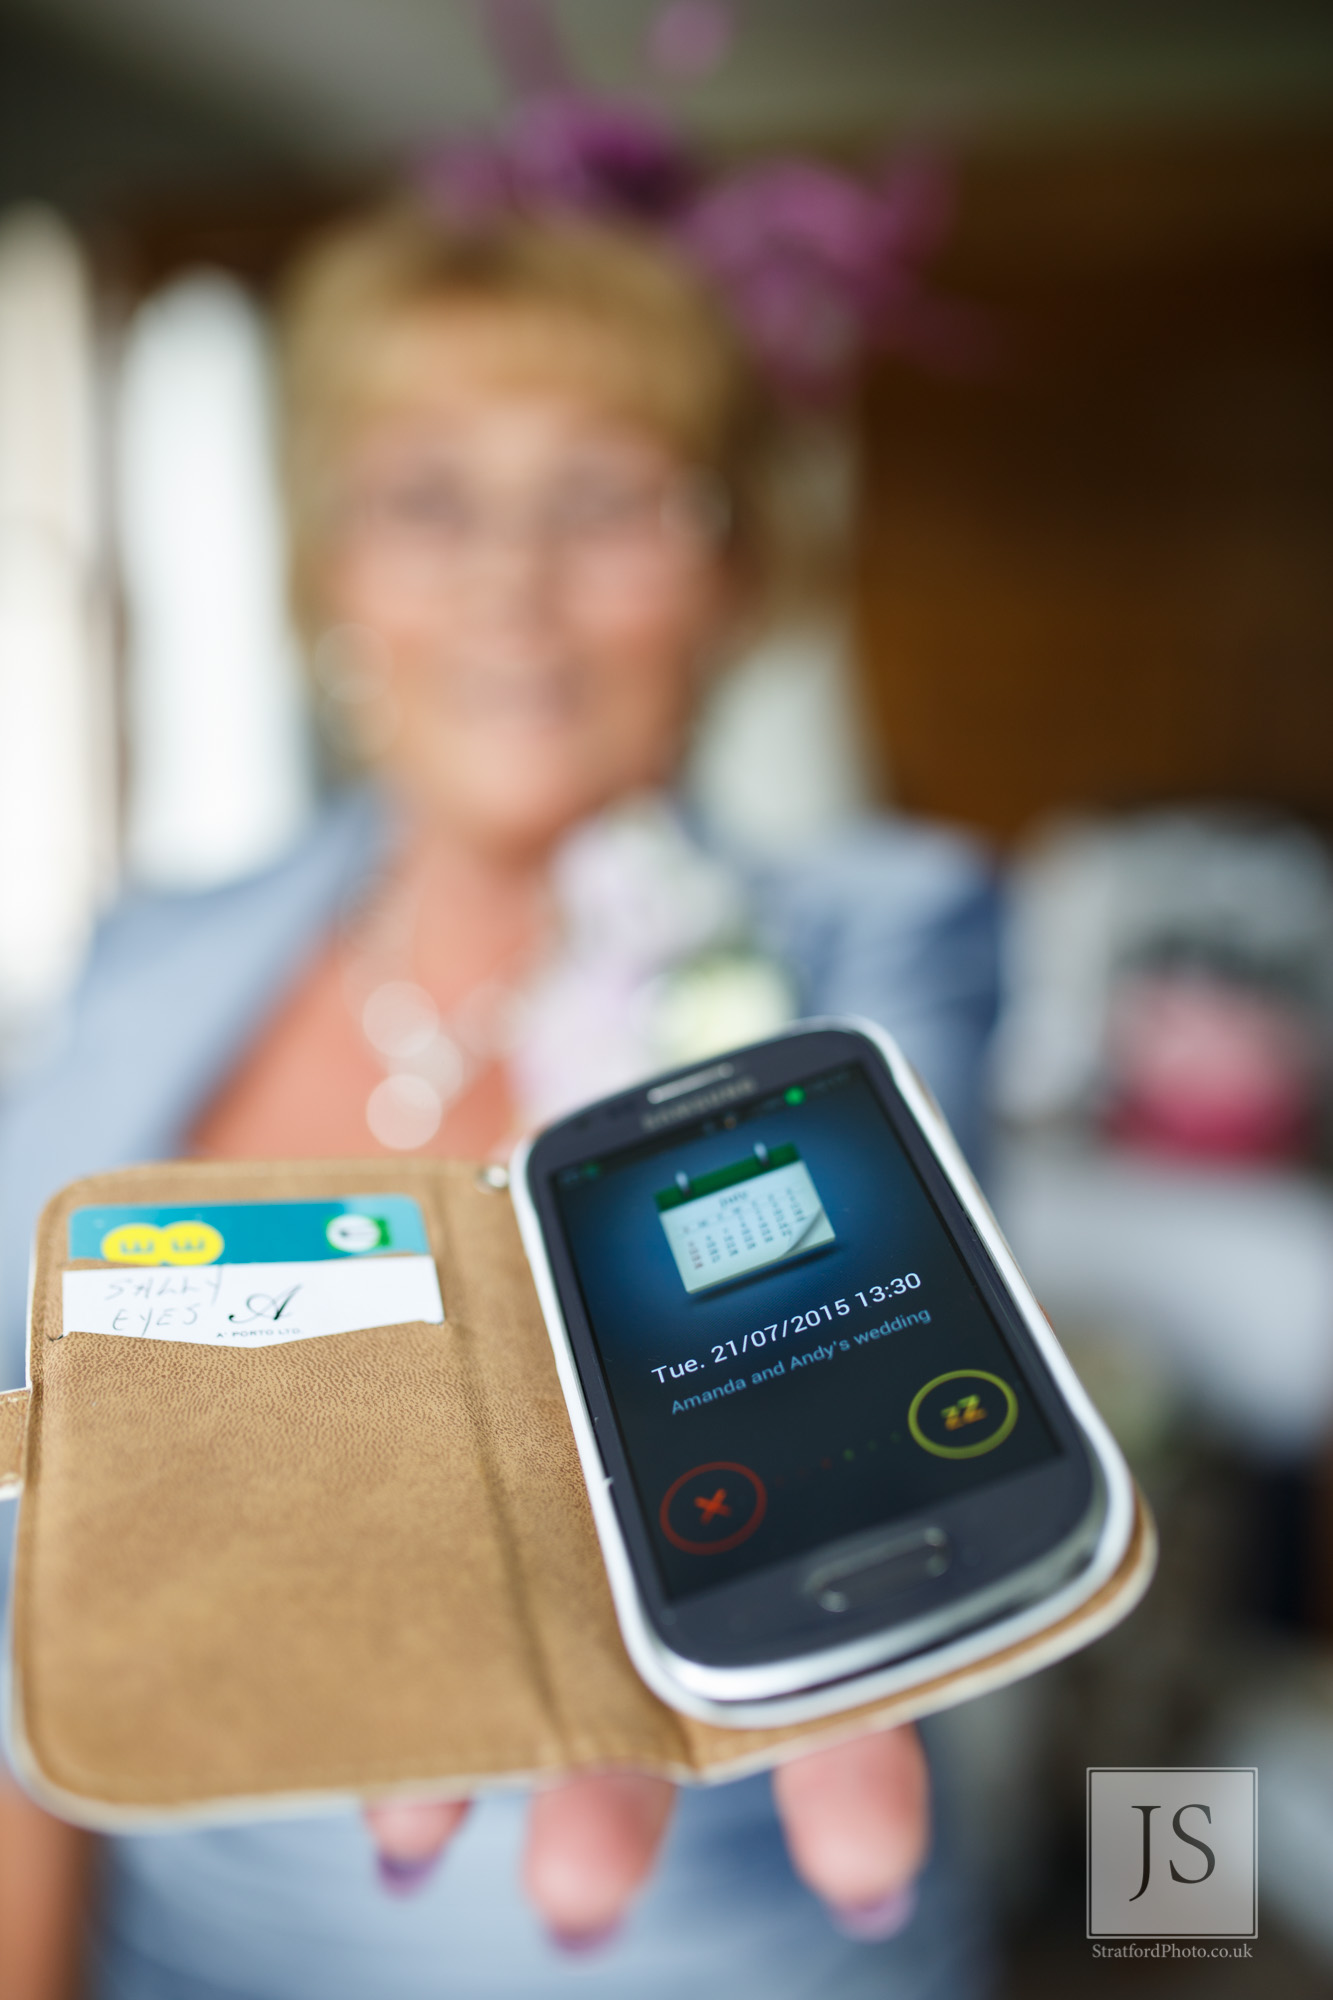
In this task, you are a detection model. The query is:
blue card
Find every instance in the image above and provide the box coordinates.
[68,1196,430,1267]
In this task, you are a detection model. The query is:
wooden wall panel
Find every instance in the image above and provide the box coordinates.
[856,129,1333,842]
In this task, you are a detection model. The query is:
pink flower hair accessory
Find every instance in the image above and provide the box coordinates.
[412,2,985,404]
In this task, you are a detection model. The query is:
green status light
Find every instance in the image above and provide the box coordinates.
[784,1086,805,1105]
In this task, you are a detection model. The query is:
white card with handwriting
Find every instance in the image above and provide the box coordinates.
[62,1256,444,1347]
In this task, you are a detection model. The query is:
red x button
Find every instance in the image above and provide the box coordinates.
[659,1461,767,1554]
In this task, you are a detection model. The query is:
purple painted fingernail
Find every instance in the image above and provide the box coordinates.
[831,1879,918,1941]
[376,1851,442,1896]
[548,1920,622,1956]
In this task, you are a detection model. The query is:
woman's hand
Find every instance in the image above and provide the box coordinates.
[364,1723,928,1947]
[0,1779,95,2000]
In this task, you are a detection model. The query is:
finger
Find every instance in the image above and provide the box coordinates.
[772,1727,929,1937]
[363,1797,472,1895]
[524,1769,675,1948]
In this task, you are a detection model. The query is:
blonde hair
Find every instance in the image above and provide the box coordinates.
[277,198,774,634]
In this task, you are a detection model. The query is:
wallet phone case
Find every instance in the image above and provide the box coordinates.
[1,1159,1155,1831]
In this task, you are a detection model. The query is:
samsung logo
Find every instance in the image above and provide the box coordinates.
[646,1062,735,1105]
[641,1074,756,1132]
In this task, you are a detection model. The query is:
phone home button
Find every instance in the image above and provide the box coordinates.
[804,1527,951,1614]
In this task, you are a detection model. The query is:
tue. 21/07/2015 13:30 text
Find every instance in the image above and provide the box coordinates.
[648,1273,923,1385]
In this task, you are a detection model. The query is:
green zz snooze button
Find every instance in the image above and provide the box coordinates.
[908,1369,1019,1460]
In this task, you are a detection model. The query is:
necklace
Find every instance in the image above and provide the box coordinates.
[339,857,548,1152]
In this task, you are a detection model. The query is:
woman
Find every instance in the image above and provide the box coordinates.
[0,197,998,1998]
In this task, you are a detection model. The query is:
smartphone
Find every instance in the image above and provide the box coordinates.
[511,1019,1134,1725]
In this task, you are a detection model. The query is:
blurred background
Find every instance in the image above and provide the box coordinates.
[3,0,1333,1989]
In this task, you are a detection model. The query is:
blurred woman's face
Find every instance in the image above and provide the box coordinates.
[320,311,733,858]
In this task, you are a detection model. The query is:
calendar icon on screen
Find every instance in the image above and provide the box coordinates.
[655,1143,835,1296]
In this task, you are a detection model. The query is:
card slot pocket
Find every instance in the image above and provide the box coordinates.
[16,1322,566,1805]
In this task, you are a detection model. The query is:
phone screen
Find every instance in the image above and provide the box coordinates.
[553,1061,1062,1603]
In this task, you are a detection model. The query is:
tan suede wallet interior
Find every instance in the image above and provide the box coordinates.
[1,1160,1155,1828]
